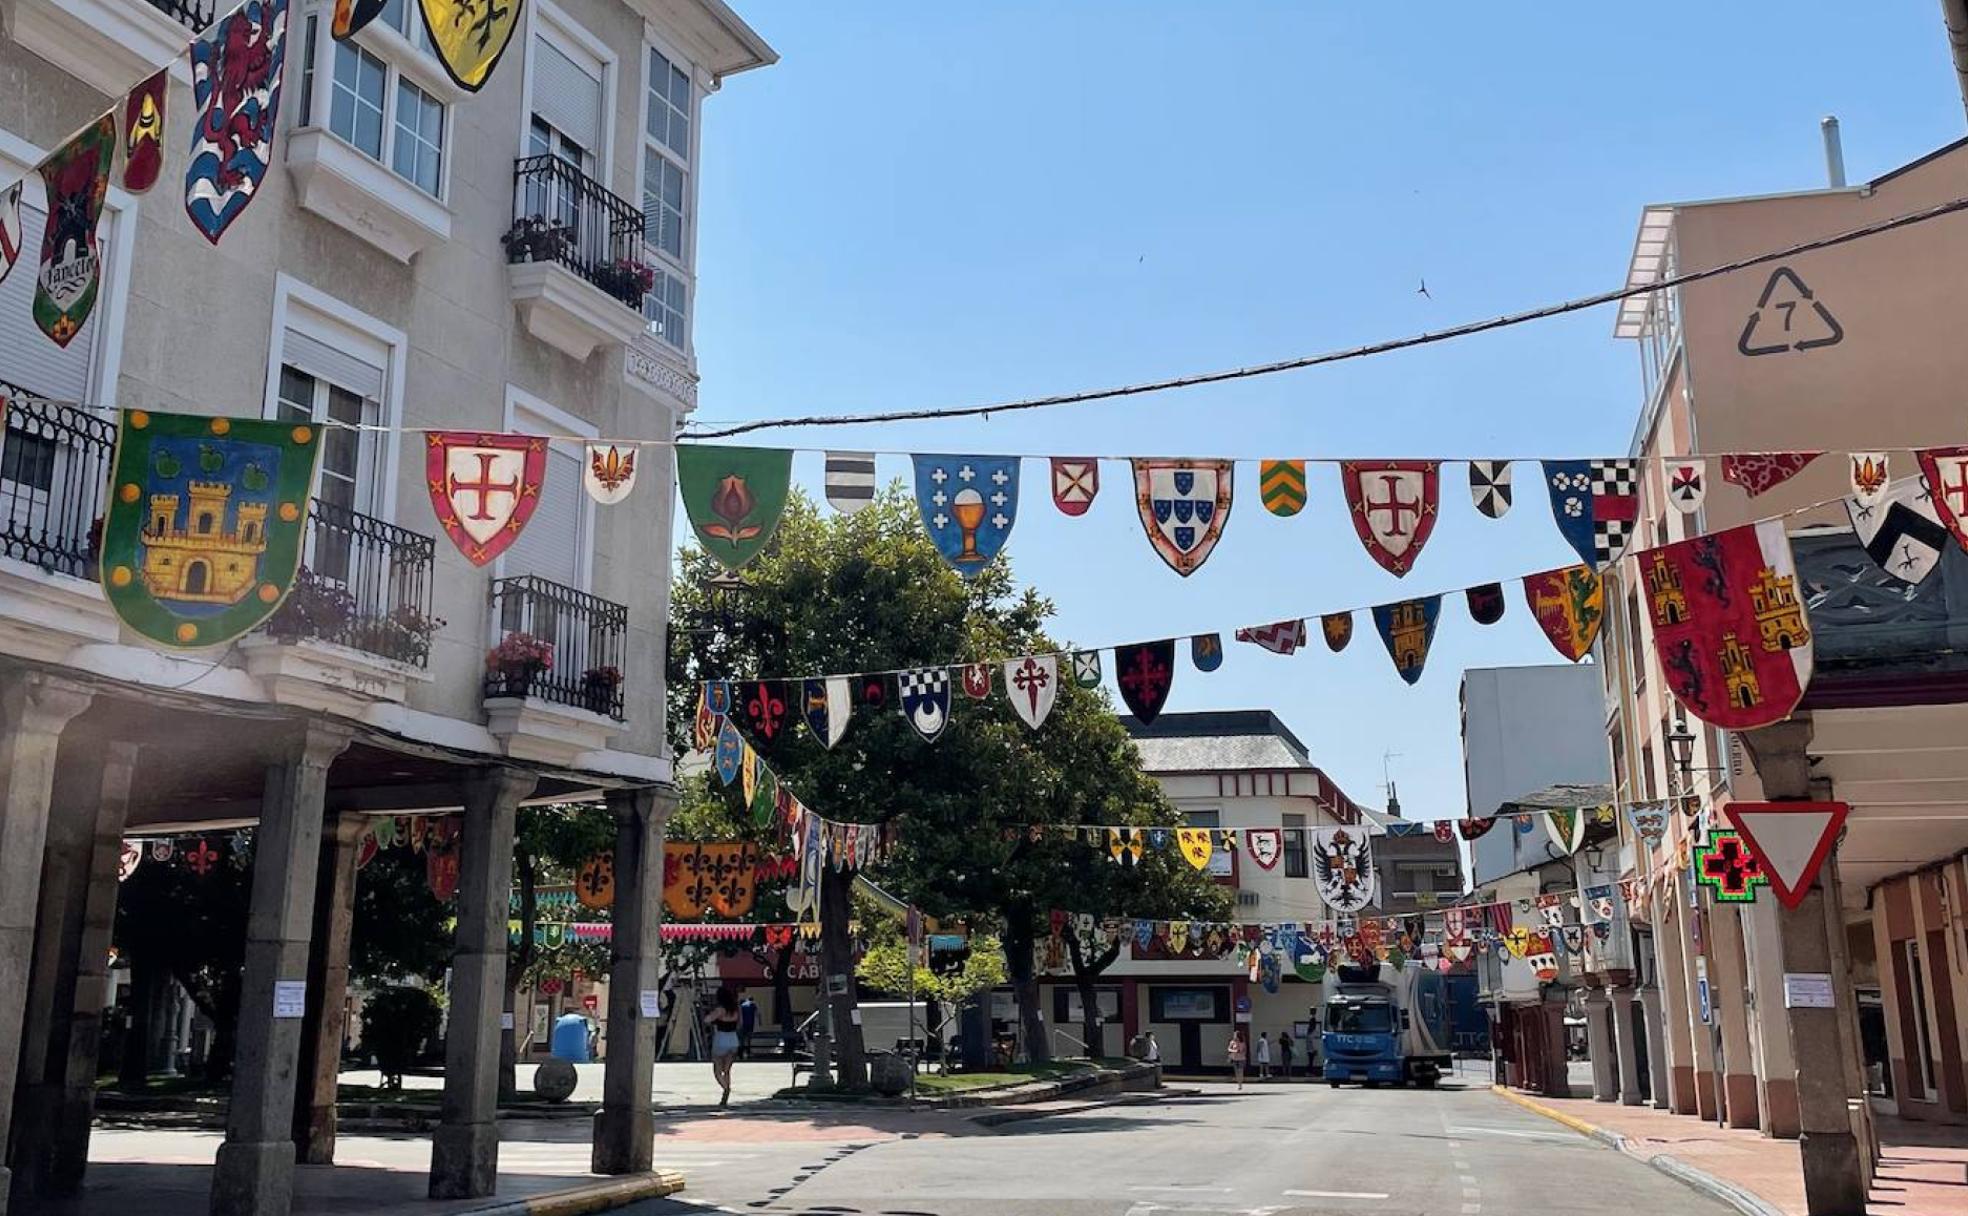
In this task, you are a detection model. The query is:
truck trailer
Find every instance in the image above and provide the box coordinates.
[1320,963,1452,1088]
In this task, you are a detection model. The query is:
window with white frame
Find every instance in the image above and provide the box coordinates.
[273,320,387,581]
[640,44,694,349]
[522,27,606,238]
[503,398,590,593]
[297,1,448,199]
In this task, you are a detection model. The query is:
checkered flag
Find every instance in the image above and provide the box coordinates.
[898,668,948,700]
[1589,459,1637,499]
[1589,459,1638,565]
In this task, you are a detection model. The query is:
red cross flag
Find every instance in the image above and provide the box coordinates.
[1724,801,1849,910]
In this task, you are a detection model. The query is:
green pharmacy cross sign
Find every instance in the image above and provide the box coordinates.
[99,410,322,649]
[1695,830,1769,904]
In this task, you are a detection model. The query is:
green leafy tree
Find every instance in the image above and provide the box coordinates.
[668,487,1225,1075]
[349,847,452,985]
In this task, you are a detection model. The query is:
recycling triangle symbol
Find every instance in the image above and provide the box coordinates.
[1738,266,1843,356]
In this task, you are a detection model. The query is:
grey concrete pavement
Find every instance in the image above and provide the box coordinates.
[337,1061,797,1109]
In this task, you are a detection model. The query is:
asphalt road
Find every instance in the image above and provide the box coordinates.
[623,1073,1737,1216]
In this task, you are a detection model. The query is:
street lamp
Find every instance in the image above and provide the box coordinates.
[1665,719,1697,791]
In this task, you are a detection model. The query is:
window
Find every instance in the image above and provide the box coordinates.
[502,394,592,592]
[1282,812,1309,879]
[313,8,448,199]
[640,44,695,349]
[1626,590,1646,691]
[1640,742,1657,800]
[276,351,381,583]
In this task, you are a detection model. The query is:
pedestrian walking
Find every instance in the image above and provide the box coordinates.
[737,993,758,1061]
[1277,1030,1294,1080]
[1142,1030,1161,1064]
[1256,1032,1272,1080]
[705,985,743,1106]
[1228,1028,1248,1089]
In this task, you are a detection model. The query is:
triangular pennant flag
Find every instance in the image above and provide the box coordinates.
[1668,459,1707,514]
[1725,801,1848,910]
[582,444,638,504]
[1190,633,1224,672]
[185,0,290,244]
[1004,655,1059,729]
[676,445,793,573]
[1072,650,1102,688]
[1246,828,1282,870]
[1645,520,1812,729]
[1543,459,1638,568]
[1523,563,1604,662]
[1321,612,1353,652]
[1260,459,1307,517]
[824,451,876,514]
[960,662,993,699]
[1917,447,1968,554]
[714,719,744,785]
[35,116,117,346]
[1469,460,1512,518]
[1114,640,1175,724]
[1176,828,1213,870]
[1235,619,1308,655]
[0,181,23,289]
[1132,459,1233,576]
[898,667,952,742]
[1849,452,1890,511]
[418,0,523,92]
[802,677,851,749]
[1848,475,1948,586]
[334,0,390,36]
[121,68,168,194]
[1341,460,1441,576]
[1721,452,1822,498]
[1371,596,1441,685]
[1544,808,1584,855]
[1050,458,1099,516]
[914,454,1020,577]
[1465,583,1506,626]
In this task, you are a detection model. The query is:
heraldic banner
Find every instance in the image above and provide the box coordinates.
[100,410,322,649]
[1641,519,1814,730]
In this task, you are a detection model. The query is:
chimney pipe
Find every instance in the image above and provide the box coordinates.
[1821,115,1847,188]
[1944,0,1968,124]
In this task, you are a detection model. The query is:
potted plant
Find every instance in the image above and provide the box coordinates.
[486,632,554,697]
[347,604,447,667]
[595,257,655,307]
[263,568,357,644]
[580,665,622,714]
[500,215,569,264]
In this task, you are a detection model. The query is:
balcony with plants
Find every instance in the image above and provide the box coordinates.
[503,157,654,360]
[240,501,440,712]
[482,575,629,765]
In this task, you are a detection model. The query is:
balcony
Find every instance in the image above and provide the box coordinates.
[0,388,119,659]
[13,0,213,96]
[241,502,438,713]
[504,156,650,360]
[483,575,627,765]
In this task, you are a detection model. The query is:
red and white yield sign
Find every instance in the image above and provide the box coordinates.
[1725,801,1849,910]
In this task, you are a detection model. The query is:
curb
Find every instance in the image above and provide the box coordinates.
[451,1171,687,1216]
[1488,1087,1785,1216]
[972,1087,1203,1127]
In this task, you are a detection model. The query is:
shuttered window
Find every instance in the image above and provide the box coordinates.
[0,200,107,401]
[282,328,386,401]
[531,38,602,157]
[502,423,585,590]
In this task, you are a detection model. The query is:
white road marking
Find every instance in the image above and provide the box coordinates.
[1282,1191,1389,1201]
[1445,1124,1581,1142]
[1462,1205,1482,1214]
[1459,1174,1478,1185]
[1130,1186,1233,1194]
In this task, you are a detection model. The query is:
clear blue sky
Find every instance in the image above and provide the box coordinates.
[687,3,1965,820]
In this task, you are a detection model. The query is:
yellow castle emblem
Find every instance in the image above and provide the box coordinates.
[141,481,268,604]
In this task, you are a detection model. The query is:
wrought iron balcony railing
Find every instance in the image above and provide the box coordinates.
[486,575,628,719]
[0,385,115,580]
[144,0,218,33]
[265,501,440,667]
[507,155,650,312]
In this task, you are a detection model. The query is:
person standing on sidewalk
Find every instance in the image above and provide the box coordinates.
[1277,1030,1294,1080]
[1228,1029,1248,1089]
[1255,1032,1272,1080]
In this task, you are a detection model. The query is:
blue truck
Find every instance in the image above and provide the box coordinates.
[1320,963,1452,1088]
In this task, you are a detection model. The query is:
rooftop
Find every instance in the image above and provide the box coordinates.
[1119,709,1376,823]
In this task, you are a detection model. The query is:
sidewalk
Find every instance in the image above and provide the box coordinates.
[1493,1085,1968,1216]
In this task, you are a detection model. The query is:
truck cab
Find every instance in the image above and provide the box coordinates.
[1320,963,1449,1088]
[1321,992,1404,1086]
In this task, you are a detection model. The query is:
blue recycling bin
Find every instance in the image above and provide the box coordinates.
[550,1013,592,1063]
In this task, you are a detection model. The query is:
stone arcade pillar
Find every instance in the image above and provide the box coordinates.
[430,767,538,1201]
[1708,904,1761,1129]
[593,787,673,1175]
[1744,897,1801,1137]
[292,812,367,1164]
[1652,900,1701,1114]
[1743,718,1866,1216]
[1612,987,1645,1105]
[1639,982,1670,1107]
[0,673,93,1216]
[211,722,352,1216]
[10,741,137,1205]
[1583,988,1618,1101]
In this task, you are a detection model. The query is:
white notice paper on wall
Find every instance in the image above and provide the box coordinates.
[639,989,661,1018]
[501,1012,515,1030]
[273,980,307,1019]
[1783,973,1835,1009]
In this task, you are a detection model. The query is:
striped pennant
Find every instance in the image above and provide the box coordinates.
[824,451,876,514]
[1260,459,1307,517]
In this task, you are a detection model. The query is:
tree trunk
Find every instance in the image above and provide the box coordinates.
[1002,915,1051,1064]
[818,865,866,1087]
[1064,930,1121,1061]
[117,955,156,1090]
[500,846,536,1102]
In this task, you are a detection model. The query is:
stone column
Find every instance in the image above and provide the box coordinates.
[210,722,352,1216]
[1583,988,1618,1101]
[1744,897,1801,1137]
[1708,903,1761,1129]
[292,813,366,1164]
[593,787,673,1175]
[10,741,137,1204]
[0,673,93,1216]
[1743,719,1866,1216]
[1612,987,1645,1105]
[430,767,537,1201]
[1639,982,1670,1107]
[1652,900,1701,1114]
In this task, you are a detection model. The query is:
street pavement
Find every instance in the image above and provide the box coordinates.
[611,1065,1734,1216]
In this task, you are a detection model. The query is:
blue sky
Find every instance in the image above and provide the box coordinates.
[687,3,1965,820]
